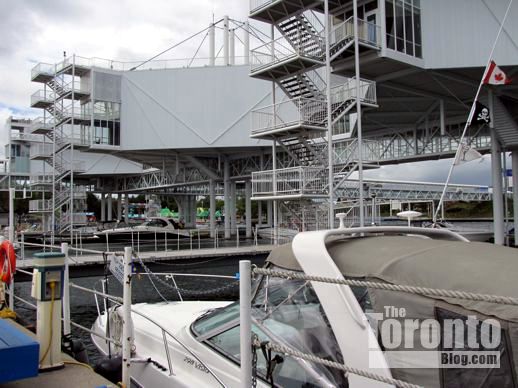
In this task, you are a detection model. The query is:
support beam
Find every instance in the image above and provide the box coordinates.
[224,158,230,239]
[489,90,504,245]
[183,155,220,181]
[244,21,250,65]
[209,23,215,66]
[513,150,518,246]
[124,194,129,224]
[223,15,230,66]
[379,0,386,56]
[380,82,468,108]
[267,200,273,226]
[117,193,122,221]
[245,180,252,238]
[100,193,106,222]
[257,201,262,227]
[209,179,216,238]
[230,29,235,65]
[440,99,445,136]
[230,181,237,235]
[107,194,113,222]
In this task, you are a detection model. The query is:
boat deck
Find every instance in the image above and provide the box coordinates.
[0,320,112,388]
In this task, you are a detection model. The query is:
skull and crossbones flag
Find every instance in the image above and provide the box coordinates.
[470,101,491,125]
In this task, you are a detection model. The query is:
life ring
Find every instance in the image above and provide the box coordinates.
[0,240,16,283]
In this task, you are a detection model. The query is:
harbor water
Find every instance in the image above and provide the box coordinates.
[13,253,268,363]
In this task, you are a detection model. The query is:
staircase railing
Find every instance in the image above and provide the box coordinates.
[31,90,55,106]
[31,62,54,80]
[330,77,377,106]
[331,16,381,48]
[29,199,53,213]
[30,173,53,186]
[250,35,324,73]
[252,166,328,197]
[333,138,382,165]
[30,143,53,159]
[251,97,328,136]
[30,117,55,133]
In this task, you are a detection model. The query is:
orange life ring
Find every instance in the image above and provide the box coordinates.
[0,240,16,283]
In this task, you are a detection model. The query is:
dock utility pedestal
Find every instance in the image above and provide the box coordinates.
[31,251,65,371]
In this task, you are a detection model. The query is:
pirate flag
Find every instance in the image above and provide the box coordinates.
[470,101,491,125]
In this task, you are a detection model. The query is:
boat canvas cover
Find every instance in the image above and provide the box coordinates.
[266,236,518,322]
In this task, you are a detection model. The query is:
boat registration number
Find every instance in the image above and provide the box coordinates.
[183,356,210,374]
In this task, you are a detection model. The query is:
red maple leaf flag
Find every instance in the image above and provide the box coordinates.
[483,60,511,85]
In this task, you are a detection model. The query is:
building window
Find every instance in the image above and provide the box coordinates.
[386,0,422,58]
[83,101,121,146]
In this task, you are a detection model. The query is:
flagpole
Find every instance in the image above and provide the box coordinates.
[433,0,513,223]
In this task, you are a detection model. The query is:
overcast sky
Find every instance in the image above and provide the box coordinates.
[0,0,503,186]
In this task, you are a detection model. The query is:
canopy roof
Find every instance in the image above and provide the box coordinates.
[267,235,518,321]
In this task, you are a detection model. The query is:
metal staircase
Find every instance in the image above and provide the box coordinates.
[249,0,383,230]
[29,56,91,234]
[278,12,325,56]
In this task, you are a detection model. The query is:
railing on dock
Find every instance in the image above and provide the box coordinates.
[9,244,231,387]
[17,224,282,264]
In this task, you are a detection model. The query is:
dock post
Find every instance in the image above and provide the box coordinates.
[61,243,71,338]
[513,151,518,246]
[239,260,252,388]
[122,247,133,388]
[21,232,25,261]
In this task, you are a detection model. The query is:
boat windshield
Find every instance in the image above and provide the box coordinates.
[192,265,347,387]
[142,219,168,228]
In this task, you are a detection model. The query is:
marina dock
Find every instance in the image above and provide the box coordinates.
[17,245,274,270]
[0,319,112,388]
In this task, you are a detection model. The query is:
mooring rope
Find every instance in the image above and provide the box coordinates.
[253,339,422,388]
[253,268,518,306]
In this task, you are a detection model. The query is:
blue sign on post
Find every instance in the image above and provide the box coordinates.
[506,169,513,177]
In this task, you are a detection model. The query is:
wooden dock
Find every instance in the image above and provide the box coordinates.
[17,245,274,270]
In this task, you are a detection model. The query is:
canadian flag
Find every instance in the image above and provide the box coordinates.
[483,61,511,85]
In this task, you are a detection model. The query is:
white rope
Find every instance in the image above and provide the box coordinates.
[253,268,518,306]
[254,339,421,388]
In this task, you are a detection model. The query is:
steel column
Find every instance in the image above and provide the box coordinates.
[489,90,504,245]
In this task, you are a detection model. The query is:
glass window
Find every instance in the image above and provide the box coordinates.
[386,0,421,57]
[386,0,396,50]
[395,0,405,52]
[404,1,414,56]
[436,308,516,388]
[192,268,349,387]
[365,1,377,12]
[193,302,239,336]
[413,6,422,57]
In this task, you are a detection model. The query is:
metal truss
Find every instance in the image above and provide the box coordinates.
[336,179,492,202]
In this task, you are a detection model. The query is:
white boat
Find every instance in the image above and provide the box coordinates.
[422,220,493,242]
[256,226,298,243]
[95,217,191,241]
[91,226,517,387]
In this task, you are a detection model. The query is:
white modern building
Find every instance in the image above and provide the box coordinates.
[248,0,518,244]
[5,3,518,244]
